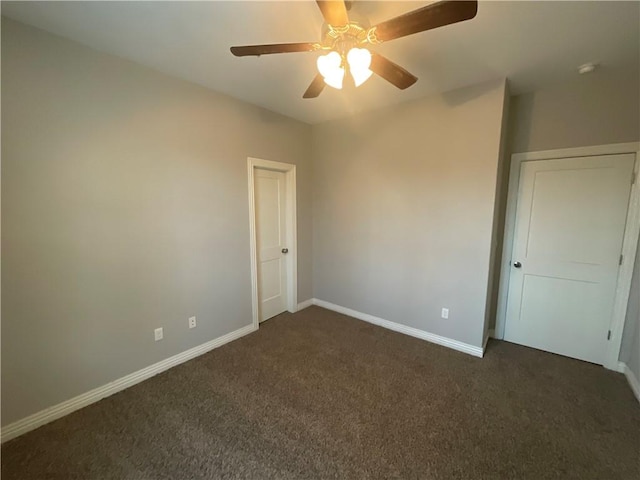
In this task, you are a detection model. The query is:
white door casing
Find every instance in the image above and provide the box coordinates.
[503,153,635,364]
[247,158,297,328]
[255,169,288,322]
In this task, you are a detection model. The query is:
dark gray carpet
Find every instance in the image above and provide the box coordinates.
[2,306,639,479]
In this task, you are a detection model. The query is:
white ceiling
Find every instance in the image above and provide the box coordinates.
[2,1,638,124]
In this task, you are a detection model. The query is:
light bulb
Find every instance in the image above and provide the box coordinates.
[347,48,373,87]
[317,51,344,90]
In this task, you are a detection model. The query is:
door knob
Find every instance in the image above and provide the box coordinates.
[513,261,522,268]
[281,248,289,254]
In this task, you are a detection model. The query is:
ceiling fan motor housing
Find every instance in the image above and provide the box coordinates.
[321,22,369,53]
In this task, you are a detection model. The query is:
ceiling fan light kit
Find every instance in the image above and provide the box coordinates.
[316,47,372,90]
[230,0,478,99]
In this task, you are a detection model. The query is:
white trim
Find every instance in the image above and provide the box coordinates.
[1,323,257,443]
[511,142,639,163]
[604,154,640,369]
[619,362,640,404]
[296,299,314,311]
[495,142,640,371]
[312,299,484,358]
[247,161,259,330]
[247,157,298,328]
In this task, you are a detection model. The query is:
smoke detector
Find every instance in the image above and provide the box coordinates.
[578,63,598,74]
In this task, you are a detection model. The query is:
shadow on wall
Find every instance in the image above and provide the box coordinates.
[484,84,511,335]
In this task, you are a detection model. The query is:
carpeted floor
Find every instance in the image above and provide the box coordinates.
[2,306,639,479]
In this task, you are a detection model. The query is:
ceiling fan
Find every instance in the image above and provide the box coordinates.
[230,0,478,99]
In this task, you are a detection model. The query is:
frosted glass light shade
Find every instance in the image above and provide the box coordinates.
[347,48,373,87]
[317,51,344,90]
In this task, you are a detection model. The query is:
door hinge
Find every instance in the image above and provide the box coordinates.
[607,330,611,340]
[619,254,624,265]
[632,172,637,185]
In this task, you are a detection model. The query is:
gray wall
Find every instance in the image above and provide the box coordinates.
[1,18,313,426]
[312,80,507,348]
[509,68,640,154]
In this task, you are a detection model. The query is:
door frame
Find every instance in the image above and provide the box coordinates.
[494,142,640,370]
[247,157,298,329]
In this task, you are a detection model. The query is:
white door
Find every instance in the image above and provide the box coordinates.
[504,154,635,364]
[254,169,288,322]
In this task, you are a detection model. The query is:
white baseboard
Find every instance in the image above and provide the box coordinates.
[296,299,314,311]
[1,323,257,443]
[312,299,484,358]
[619,362,640,403]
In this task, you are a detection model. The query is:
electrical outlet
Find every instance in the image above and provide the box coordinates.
[441,308,449,319]
[188,316,197,329]
[154,327,163,341]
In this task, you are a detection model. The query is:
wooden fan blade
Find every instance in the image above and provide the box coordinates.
[369,53,417,90]
[369,0,477,43]
[316,0,349,26]
[230,43,320,57]
[303,74,326,98]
